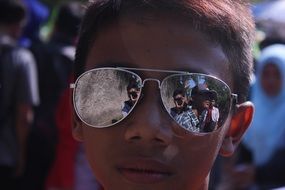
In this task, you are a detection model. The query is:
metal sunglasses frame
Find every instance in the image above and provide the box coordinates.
[70,67,238,130]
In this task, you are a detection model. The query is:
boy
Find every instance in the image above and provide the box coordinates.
[71,0,255,189]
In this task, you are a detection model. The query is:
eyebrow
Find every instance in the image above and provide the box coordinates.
[93,61,139,69]
[92,61,210,75]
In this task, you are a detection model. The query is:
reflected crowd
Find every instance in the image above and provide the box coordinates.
[170,87,219,133]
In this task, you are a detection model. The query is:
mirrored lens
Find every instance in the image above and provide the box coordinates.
[74,68,142,128]
[160,74,232,135]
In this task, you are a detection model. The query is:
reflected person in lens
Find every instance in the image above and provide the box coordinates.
[170,88,200,132]
[192,87,220,132]
[122,82,140,117]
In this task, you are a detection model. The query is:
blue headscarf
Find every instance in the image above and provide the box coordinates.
[244,44,285,166]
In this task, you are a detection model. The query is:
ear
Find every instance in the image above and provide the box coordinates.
[72,114,84,142]
[219,101,254,157]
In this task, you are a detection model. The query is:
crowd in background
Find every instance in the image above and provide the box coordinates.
[211,1,285,189]
[0,0,285,190]
[0,0,101,189]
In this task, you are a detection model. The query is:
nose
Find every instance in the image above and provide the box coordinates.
[124,82,173,146]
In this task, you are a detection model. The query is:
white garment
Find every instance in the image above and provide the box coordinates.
[211,107,219,122]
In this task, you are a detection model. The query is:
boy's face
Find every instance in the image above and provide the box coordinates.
[74,14,237,190]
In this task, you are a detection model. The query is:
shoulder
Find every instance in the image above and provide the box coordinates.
[9,47,36,71]
[12,47,35,63]
[122,101,130,109]
[213,107,219,111]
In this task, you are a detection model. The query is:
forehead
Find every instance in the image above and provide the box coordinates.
[85,14,232,87]
[263,63,280,71]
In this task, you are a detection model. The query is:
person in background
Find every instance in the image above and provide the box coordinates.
[243,44,285,189]
[21,1,86,190]
[217,44,285,190]
[0,0,39,189]
[20,0,49,48]
[44,2,100,190]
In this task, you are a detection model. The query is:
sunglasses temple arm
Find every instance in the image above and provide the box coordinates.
[70,83,75,89]
[231,94,238,104]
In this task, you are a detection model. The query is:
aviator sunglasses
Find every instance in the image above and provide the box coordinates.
[71,67,237,136]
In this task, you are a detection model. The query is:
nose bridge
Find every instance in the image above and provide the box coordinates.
[142,78,161,89]
[138,79,164,127]
[124,79,173,144]
[140,94,162,125]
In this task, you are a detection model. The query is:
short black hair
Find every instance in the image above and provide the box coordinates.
[200,90,217,101]
[191,87,217,101]
[55,1,85,38]
[127,82,139,91]
[75,0,255,103]
[173,88,186,98]
[0,0,26,24]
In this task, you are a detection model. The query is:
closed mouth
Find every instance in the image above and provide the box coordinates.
[117,158,174,184]
[120,167,172,176]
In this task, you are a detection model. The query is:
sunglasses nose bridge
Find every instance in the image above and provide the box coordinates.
[125,92,174,144]
[141,78,161,89]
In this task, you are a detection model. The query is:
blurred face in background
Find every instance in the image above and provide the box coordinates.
[261,63,282,97]
[10,21,26,39]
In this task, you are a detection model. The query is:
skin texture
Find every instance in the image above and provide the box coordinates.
[73,14,254,190]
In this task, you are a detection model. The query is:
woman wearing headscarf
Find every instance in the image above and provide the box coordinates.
[243,44,285,189]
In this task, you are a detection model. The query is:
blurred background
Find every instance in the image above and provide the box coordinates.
[1,0,285,190]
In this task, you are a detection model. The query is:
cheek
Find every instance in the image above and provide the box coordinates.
[82,130,106,173]
[81,126,122,184]
[174,130,224,188]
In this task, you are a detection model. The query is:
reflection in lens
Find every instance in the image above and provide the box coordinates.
[161,74,231,135]
[74,68,141,127]
[122,82,141,117]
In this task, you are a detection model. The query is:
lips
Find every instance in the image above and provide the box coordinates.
[117,158,174,184]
